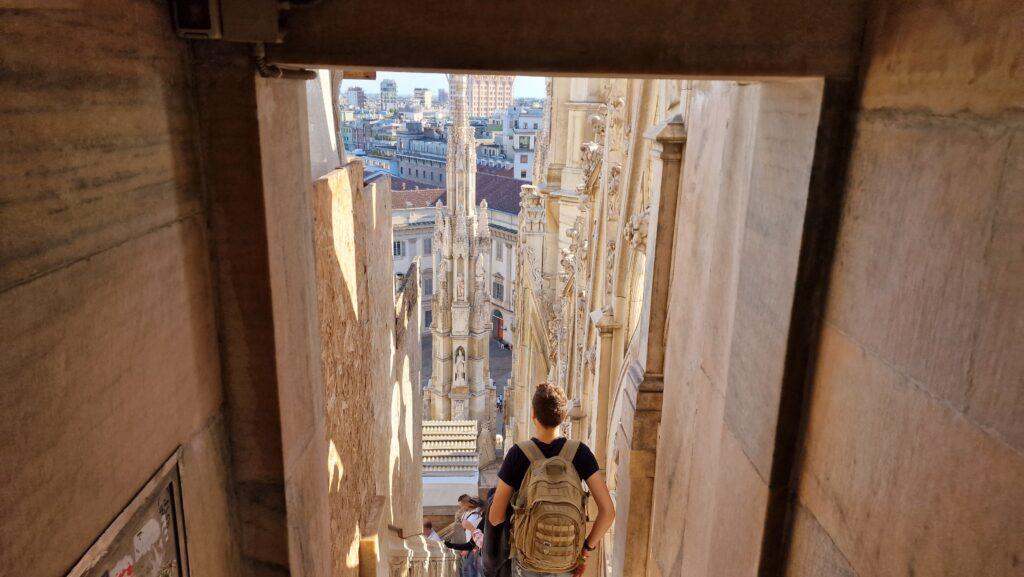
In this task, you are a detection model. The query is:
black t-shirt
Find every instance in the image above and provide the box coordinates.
[498,437,600,490]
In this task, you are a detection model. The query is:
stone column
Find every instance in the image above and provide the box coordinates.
[618,115,686,577]
[588,307,619,469]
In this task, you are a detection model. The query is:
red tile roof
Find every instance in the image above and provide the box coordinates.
[388,172,527,215]
[477,165,515,178]
[391,187,445,209]
[475,172,527,215]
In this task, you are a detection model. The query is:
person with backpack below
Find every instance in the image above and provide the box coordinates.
[488,383,616,577]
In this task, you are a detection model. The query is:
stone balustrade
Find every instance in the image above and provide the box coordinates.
[385,531,460,577]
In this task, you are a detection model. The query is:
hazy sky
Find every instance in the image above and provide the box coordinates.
[343,72,546,98]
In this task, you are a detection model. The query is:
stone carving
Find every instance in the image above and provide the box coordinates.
[454,348,467,387]
[624,207,650,252]
[456,274,465,300]
[547,317,561,364]
[606,163,623,219]
[581,141,602,175]
[606,238,617,297]
[477,199,491,245]
[436,260,448,307]
[559,248,574,283]
[454,211,467,251]
[433,201,445,247]
[584,346,596,374]
[441,213,452,257]
[590,107,607,140]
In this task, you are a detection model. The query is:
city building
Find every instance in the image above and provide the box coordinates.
[500,106,543,180]
[397,127,447,186]
[344,85,366,108]
[357,146,399,176]
[380,78,398,113]
[414,87,433,109]
[467,75,514,118]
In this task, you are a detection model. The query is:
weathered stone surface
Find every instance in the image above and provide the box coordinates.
[704,428,769,577]
[0,4,203,291]
[652,372,727,577]
[256,76,332,577]
[784,505,858,577]
[0,217,225,576]
[723,80,822,480]
[195,46,291,575]
[180,417,244,577]
[196,44,285,488]
[859,0,1024,115]
[825,114,1013,414]
[963,131,1024,452]
[650,79,826,577]
[794,4,1024,577]
[312,164,425,575]
[180,418,243,577]
[799,327,1024,577]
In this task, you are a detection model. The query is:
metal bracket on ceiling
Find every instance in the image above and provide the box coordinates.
[254,43,317,80]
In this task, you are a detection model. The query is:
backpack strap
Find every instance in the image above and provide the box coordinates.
[517,439,545,463]
[558,439,581,462]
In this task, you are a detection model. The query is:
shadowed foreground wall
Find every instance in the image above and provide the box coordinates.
[789,1,1024,575]
[0,3,241,577]
[648,1,1022,576]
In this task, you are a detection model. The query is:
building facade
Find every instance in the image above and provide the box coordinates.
[398,136,447,185]
[499,106,543,180]
[344,85,366,108]
[414,87,433,109]
[380,78,398,113]
[467,75,515,118]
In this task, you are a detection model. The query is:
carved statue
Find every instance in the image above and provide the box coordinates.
[454,348,467,386]
[457,274,465,300]
[606,239,617,297]
[606,163,623,219]
[475,257,486,291]
[441,215,452,256]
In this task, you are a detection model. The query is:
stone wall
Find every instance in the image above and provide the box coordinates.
[0,4,240,577]
[393,256,426,535]
[196,44,293,577]
[787,1,1024,576]
[311,164,426,576]
[647,79,825,577]
[648,1,1022,575]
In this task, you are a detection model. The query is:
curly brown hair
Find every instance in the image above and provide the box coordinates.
[532,382,568,428]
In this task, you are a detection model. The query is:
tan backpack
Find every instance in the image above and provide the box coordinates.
[511,439,589,573]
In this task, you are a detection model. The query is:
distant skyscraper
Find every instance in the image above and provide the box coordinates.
[437,89,449,105]
[414,87,433,108]
[345,86,367,108]
[380,79,398,113]
[467,75,514,117]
